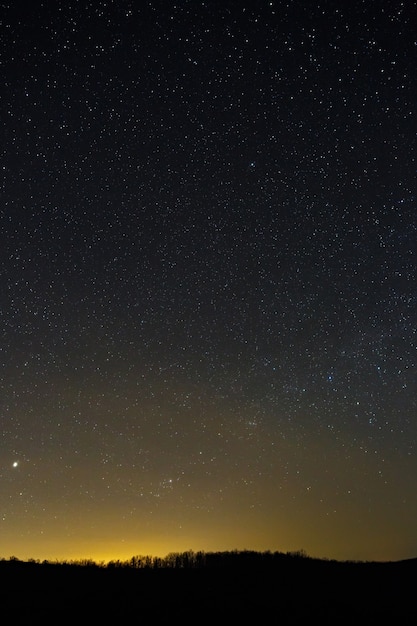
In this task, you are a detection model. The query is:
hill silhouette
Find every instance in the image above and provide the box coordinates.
[1,550,416,623]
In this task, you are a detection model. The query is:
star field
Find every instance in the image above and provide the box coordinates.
[1,0,416,562]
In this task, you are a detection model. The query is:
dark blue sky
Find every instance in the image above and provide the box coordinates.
[1,0,416,562]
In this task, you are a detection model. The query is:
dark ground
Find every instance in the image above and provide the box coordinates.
[1,554,416,624]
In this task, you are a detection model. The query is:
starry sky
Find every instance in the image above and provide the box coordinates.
[1,0,416,563]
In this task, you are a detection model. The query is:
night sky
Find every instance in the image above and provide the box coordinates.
[1,0,416,563]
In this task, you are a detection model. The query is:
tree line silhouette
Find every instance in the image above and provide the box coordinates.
[1,548,319,570]
[1,550,415,622]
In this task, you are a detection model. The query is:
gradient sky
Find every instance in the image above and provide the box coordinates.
[1,0,416,564]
